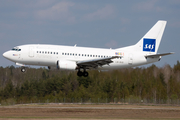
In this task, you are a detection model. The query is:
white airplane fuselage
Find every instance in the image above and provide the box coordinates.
[3,20,173,77]
[3,44,159,70]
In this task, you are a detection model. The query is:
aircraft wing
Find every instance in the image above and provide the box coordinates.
[77,56,119,69]
[145,52,174,58]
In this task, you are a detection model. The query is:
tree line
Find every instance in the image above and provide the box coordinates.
[0,61,180,104]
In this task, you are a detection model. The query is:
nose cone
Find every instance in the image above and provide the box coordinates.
[3,52,8,59]
[3,51,12,60]
[3,51,17,62]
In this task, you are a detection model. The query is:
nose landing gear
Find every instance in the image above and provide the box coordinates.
[21,67,26,73]
[77,69,88,77]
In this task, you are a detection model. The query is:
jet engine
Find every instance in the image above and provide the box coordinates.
[48,60,77,70]
[57,60,77,70]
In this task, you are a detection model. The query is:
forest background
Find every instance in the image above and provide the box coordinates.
[0,61,180,105]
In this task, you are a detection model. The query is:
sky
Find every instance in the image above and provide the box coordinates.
[0,0,180,68]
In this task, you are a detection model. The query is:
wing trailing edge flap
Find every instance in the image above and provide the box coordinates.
[145,52,174,58]
[77,56,119,69]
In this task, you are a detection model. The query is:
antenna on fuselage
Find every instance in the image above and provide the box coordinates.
[74,44,77,47]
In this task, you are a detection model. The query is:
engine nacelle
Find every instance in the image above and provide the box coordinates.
[57,60,77,70]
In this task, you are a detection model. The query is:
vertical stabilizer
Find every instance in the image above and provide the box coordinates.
[135,20,167,54]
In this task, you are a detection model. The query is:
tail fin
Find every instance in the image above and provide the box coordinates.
[135,20,167,54]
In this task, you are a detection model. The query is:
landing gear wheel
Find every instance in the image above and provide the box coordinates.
[77,69,89,77]
[21,67,26,73]
[77,70,83,77]
[83,71,88,77]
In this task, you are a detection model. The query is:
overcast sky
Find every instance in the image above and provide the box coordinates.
[0,0,179,68]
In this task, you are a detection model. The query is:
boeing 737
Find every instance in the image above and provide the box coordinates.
[3,20,174,77]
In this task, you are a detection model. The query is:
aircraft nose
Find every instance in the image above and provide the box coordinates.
[3,51,10,59]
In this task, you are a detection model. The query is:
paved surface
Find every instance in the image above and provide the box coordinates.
[2,105,180,110]
[0,104,180,120]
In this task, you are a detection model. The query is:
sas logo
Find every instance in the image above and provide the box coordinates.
[143,38,156,52]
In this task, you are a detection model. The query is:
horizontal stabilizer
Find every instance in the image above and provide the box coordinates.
[145,52,174,58]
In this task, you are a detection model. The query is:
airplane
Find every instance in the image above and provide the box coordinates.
[3,20,174,77]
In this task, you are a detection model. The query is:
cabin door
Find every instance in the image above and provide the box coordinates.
[128,53,133,65]
[29,46,34,57]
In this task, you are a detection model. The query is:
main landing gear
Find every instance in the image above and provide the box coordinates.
[77,70,88,77]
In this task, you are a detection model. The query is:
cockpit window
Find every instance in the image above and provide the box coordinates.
[12,47,21,51]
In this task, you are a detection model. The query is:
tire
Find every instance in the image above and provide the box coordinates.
[21,67,26,73]
[83,71,88,77]
[77,71,83,77]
